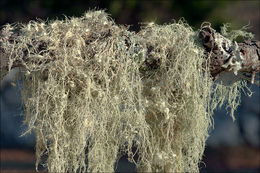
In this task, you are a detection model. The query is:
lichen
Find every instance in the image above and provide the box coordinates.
[0,10,252,172]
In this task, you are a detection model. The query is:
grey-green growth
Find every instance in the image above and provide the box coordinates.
[0,10,251,172]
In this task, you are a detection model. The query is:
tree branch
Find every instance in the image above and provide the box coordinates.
[199,25,260,83]
[1,24,260,83]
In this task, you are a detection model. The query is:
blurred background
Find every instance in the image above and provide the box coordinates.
[0,0,259,172]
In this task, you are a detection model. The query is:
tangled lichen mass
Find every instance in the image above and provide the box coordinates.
[0,10,250,172]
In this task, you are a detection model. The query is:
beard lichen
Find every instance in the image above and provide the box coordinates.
[0,10,251,172]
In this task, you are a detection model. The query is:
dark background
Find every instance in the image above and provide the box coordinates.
[0,0,259,172]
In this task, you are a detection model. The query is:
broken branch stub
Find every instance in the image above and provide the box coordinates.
[199,25,260,83]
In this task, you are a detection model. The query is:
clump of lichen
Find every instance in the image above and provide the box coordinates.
[0,10,251,172]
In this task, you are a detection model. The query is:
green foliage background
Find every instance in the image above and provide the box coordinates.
[1,0,259,35]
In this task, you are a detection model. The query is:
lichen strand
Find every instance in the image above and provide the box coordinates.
[0,11,250,172]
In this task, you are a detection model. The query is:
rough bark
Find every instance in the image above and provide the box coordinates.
[0,25,260,83]
[199,25,260,83]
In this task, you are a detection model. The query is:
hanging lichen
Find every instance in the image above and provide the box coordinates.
[0,10,252,172]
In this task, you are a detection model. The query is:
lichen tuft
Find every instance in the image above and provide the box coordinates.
[0,10,251,172]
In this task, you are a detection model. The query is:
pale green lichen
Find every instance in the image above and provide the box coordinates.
[220,23,254,41]
[0,10,253,172]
